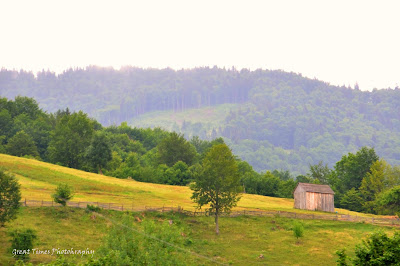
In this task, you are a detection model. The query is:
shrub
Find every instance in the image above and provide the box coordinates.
[86,204,101,213]
[292,221,304,240]
[336,231,400,265]
[52,184,74,207]
[9,228,37,261]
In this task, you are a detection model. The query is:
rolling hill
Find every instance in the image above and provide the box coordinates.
[0,154,397,265]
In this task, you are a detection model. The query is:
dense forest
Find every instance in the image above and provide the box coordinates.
[1,66,400,175]
[1,96,400,215]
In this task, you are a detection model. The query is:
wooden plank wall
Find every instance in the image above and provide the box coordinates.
[305,192,334,212]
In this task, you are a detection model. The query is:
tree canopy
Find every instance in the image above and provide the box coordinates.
[191,144,242,234]
[0,169,21,226]
[157,132,196,167]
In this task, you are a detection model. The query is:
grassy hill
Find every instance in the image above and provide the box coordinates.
[0,154,368,216]
[0,154,398,265]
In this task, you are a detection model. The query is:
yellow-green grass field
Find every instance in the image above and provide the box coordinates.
[0,154,374,217]
[1,154,399,265]
[0,207,397,265]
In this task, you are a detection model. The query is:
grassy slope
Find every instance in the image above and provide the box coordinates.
[129,103,240,131]
[0,207,397,265]
[0,154,368,216]
[0,154,399,265]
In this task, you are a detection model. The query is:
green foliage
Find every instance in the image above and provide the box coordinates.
[340,188,363,212]
[337,231,400,265]
[52,184,74,207]
[272,169,292,181]
[0,109,12,137]
[0,169,21,226]
[6,131,39,158]
[336,249,349,266]
[86,132,112,174]
[360,159,388,202]
[86,204,101,213]
[9,228,37,261]
[292,221,304,240]
[87,215,184,265]
[191,144,242,234]
[308,161,331,184]
[278,179,297,198]
[48,111,94,169]
[162,161,191,185]
[332,147,379,206]
[376,186,400,215]
[157,132,197,167]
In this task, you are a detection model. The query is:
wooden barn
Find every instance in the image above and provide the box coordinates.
[293,183,335,212]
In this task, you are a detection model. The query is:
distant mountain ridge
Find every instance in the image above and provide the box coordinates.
[1,66,400,174]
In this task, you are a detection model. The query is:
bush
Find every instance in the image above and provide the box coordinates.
[292,221,304,240]
[86,204,101,213]
[52,183,74,207]
[0,169,21,226]
[9,228,37,261]
[336,231,400,265]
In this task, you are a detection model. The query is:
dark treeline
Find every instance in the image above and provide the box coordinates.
[0,66,253,125]
[1,66,400,175]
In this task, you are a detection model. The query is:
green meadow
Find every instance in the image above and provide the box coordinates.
[0,154,398,265]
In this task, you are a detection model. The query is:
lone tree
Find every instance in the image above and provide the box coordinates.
[52,183,74,207]
[191,144,242,234]
[0,169,21,226]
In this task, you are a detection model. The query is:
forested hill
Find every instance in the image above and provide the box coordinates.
[1,67,400,174]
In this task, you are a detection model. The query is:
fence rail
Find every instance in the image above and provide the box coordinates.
[21,199,400,226]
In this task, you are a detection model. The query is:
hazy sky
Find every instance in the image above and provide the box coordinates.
[1,0,399,91]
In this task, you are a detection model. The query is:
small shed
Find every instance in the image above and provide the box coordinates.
[293,183,335,212]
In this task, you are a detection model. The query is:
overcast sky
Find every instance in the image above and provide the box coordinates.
[1,0,399,91]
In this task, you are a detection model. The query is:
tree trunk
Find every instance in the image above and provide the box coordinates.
[215,211,219,235]
[98,165,103,175]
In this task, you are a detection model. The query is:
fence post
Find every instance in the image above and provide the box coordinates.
[109,203,111,209]
[97,202,99,207]
[243,210,245,216]
[78,202,80,208]
[122,204,124,211]
[25,198,27,207]
[41,200,43,207]
[372,217,374,223]
[52,201,53,207]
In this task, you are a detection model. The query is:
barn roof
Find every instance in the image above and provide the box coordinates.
[295,183,335,194]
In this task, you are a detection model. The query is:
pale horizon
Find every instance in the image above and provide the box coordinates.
[1,0,399,91]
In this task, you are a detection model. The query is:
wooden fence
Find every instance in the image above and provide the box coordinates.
[21,199,400,227]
